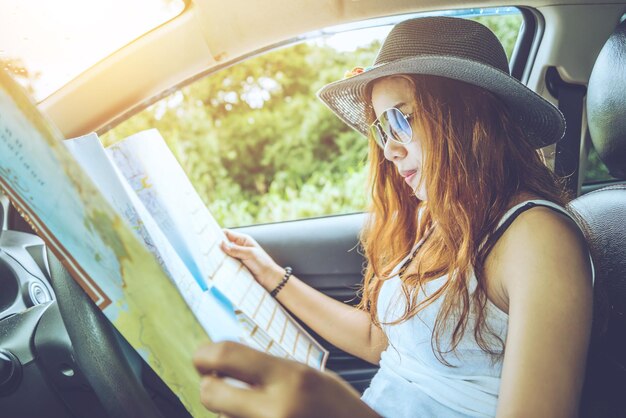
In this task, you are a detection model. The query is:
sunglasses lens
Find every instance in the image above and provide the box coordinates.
[380,108,412,144]
[370,123,386,148]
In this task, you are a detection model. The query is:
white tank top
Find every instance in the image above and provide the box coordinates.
[361,199,595,418]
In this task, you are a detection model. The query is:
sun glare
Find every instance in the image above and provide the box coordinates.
[0,0,185,101]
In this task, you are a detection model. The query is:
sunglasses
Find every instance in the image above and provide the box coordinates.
[369,107,414,149]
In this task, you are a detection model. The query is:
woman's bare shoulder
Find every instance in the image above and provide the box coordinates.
[501,203,585,251]
[495,191,586,257]
[483,197,592,313]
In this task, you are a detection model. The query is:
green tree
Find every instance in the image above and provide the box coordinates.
[473,14,522,60]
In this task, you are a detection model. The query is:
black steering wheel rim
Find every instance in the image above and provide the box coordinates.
[46,249,165,418]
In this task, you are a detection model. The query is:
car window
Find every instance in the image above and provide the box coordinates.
[584,144,616,184]
[0,0,185,101]
[101,8,524,227]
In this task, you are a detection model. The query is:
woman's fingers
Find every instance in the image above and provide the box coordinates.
[195,342,381,418]
[194,341,282,386]
[223,229,255,247]
[220,230,281,292]
[220,240,255,259]
[199,374,264,418]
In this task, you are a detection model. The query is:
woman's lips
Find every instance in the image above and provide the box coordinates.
[403,170,417,186]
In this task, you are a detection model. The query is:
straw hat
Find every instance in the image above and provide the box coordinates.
[317,16,565,148]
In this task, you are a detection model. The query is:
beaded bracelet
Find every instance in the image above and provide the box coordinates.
[270,266,293,298]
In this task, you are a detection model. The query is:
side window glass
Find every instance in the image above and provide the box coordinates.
[101,8,524,227]
[584,144,616,184]
[471,13,523,60]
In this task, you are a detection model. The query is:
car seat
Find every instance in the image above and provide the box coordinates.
[567,18,626,418]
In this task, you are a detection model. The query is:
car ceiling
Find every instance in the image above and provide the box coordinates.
[37,0,626,138]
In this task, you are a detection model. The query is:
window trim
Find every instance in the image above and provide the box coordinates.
[510,7,542,83]
[581,179,625,194]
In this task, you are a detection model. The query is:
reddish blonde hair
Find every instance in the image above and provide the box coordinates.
[359,74,568,365]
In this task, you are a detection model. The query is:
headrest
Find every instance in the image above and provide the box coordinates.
[586,19,626,179]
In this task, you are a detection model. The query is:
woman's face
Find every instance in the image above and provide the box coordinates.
[371,76,427,201]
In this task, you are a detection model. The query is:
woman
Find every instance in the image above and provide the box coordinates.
[194,16,593,417]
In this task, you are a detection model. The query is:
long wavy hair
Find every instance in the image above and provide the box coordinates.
[359,74,569,365]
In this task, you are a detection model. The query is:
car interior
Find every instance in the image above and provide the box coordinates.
[0,0,625,417]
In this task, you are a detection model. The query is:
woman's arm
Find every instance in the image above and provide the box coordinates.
[221,229,387,365]
[489,208,593,418]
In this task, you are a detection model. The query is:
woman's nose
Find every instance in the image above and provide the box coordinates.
[383,138,407,161]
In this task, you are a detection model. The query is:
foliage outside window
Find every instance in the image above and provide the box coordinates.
[584,145,616,184]
[101,11,523,227]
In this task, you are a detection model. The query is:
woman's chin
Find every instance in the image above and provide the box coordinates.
[413,187,427,201]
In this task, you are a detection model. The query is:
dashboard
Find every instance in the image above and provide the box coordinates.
[0,229,55,322]
[0,213,191,417]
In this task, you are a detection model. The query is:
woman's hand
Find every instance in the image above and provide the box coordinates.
[193,342,381,418]
[220,229,284,291]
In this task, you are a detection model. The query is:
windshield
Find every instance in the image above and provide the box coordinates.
[0,0,185,102]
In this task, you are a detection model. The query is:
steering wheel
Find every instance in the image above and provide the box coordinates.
[45,250,166,418]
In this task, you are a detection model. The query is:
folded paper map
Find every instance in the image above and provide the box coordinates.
[0,69,328,417]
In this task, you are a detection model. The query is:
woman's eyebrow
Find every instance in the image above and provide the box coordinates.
[394,102,408,110]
